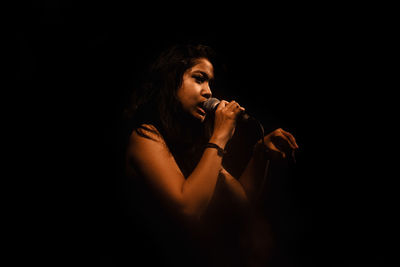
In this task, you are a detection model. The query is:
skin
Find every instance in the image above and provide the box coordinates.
[177,58,214,122]
[126,57,299,220]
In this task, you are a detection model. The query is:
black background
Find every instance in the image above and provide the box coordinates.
[13,1,398,266]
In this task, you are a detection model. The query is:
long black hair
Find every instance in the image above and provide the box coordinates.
[124,44,218,176]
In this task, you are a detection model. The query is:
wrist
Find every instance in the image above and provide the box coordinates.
[209,135,227,149]
[205,143,227,157]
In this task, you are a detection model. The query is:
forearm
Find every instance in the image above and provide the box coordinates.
[181,136,226,218]
[239,145,269,202]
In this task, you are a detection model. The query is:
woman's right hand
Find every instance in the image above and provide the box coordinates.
[210,100,245,147]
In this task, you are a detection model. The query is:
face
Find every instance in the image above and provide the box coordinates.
[177,58,214,122]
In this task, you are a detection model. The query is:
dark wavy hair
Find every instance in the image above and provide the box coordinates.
[124,44,218,176]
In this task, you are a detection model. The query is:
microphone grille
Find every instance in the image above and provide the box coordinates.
[203,98,220,113]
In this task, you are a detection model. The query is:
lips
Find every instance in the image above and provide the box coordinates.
[197,106,206,116]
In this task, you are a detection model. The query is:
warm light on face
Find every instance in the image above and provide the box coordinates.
[177,58,214,122]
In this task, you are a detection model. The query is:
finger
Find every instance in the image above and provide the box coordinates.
[226,101,244,113]
[274,129,297,150]
[225,100,238,111]
[268,143,286,159]
[216,100,229,110]
[280,129,299,149]
[271,135,293,152]
[234,104,245,111]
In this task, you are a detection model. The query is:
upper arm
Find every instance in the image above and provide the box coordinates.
[127,125,186,211]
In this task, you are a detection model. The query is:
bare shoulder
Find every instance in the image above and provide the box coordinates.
[129,124,165,145]
[127,124,172,167]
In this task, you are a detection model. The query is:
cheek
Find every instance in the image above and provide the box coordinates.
[176,84,187,102]
[177,88,192,111]
[178,83,197,106]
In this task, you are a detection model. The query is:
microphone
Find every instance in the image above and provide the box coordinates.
[202,98,251,121]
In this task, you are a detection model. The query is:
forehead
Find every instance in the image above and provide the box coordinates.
[189,58,214,78]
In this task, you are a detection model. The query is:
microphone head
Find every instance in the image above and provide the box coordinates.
[202,98,220,114]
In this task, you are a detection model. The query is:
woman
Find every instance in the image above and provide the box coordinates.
[122,44,298,267]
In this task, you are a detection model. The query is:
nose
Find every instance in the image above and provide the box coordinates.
[201,84,212,99]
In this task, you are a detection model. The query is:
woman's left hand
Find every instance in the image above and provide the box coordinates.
[256,128,299,160]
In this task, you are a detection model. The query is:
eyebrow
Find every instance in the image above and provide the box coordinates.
[192,70,214,81]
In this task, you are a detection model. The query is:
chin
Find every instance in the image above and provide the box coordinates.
[193,112,206,122]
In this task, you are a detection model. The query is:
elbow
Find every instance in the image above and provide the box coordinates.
[181,205,203,222]
[166,197,203,222]
[178,184,207,221]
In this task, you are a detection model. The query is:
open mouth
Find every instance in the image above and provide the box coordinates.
[196,106,206,116]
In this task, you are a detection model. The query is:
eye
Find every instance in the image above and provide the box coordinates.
[193,75,206,84]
